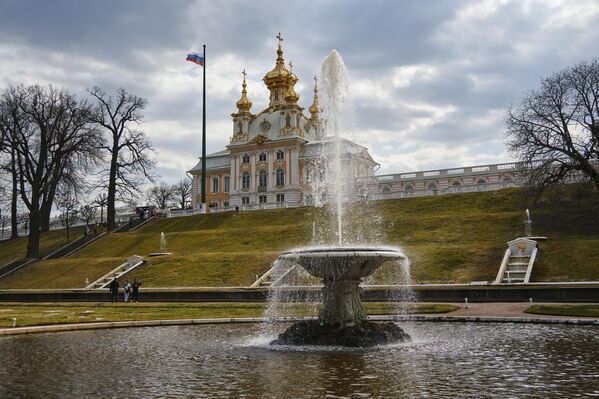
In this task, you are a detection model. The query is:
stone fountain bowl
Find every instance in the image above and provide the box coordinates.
[278,246,406,280]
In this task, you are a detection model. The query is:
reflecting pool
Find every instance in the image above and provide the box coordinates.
[1,322,598,398]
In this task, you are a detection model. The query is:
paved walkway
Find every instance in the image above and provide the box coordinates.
[430,302,599,319]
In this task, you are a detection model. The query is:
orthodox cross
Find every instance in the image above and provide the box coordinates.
[242,69,247,82]
[276,32,283,47]
[288,61,293,75]
[314,75,318,87]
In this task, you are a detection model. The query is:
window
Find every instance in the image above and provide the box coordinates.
[211,177,219,193]
[451,181,461,186]
[259,195,267,204]
[258,152,267,162]
[209,200,218,208]
[223,176,230,192]
[285,114,291,127]
[276,168,285,186]
[241,171,250,189]
[237,122,243,133]
[426,183,438,195]
[276,194,285,203]
[223,201,229,208]
[242,196,250,205]
[276,150,284,160]
[242,154,250,164]
[476,178,487,185]
[258,169,267,188]
[403,184,414,193]
[382,186,392,196]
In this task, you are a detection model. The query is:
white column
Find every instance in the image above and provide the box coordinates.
[285,148,290,186]
[268,151,274,188]
[291,148,299,186]
[250,153,256,192]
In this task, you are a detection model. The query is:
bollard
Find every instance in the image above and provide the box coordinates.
[10,318,16,328]
[529,297,533,305]
[464,298,469,309]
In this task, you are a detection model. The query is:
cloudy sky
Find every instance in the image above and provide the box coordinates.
[1,0,598,181]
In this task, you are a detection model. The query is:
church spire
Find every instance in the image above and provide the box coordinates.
[235,69,252,114]
[263,32,292,109]
[309,75,320,120]
[284,61,299,104]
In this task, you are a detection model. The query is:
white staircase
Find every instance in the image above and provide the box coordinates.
[494,238,538,284]
[86,255,144,289]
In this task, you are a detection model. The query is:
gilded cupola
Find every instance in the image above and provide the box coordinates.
[309,75,320,119]
[235,69,252,114]
[284,61,300,104]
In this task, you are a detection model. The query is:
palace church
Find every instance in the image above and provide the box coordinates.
[189,36,378,210]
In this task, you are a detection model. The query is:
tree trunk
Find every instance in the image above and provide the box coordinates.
[10,147,18,239]
[106,147,118,231]
[26,206,40,259]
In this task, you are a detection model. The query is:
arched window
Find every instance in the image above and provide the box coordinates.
[403,184,414,193]
[502,176,514,183]
[258,152,267,162]
[451,180,461,186]
[276,168,285,186]
[476,178,487,185]
[285,114,291,127]
[382,186,392,196]
[237,122,243,133]
[426,182,438,195]
[223,176,230,192]
[258,169,267,188]
[242,154,250,164]
[241,171,250,189]
[276,150,285,161]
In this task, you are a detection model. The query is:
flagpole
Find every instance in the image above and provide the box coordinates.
[201,44,207,213]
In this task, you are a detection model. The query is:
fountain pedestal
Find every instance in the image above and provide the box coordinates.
[320,278,366,326]
[271,247,411,347]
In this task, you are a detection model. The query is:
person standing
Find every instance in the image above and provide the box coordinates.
[132,279,142,302]
[123,279,131,303]
[109,278,119,303]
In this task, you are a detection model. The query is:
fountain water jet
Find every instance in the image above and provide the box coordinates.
[267,50,412,347]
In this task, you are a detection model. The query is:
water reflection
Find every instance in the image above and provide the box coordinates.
[1,322,598,398]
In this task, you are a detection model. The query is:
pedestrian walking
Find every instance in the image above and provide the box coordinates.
[109,278,119,303]
[132,279,142,302]
[123,279,131,303]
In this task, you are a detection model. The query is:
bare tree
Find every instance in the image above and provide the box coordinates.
[172,178,192,209]
[89,87,155,230]
[0,85,102,257]
[57,192,79,243]
[79,204,97,228]
[507,59,599,195]
[0,208,9,239]
[0,92,22,239]
[92,193,108,226]
[148,182,175,210]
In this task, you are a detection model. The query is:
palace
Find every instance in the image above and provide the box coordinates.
[188,36,378,211]
[188,37,520,213]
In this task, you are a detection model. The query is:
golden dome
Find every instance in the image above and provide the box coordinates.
[235,69,252,113]
[263,33,292,88]
[309,75,320,117]
[284,61,300,103]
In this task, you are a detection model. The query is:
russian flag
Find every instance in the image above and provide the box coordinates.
[186,52,204,66]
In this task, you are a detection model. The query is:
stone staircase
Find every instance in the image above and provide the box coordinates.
[494,238,539,284]
[500,255,530,283]
[86,255,144,289]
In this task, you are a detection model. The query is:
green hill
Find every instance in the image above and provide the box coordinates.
[0,186,597,289]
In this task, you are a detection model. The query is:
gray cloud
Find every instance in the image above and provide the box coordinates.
[1,0,598,184]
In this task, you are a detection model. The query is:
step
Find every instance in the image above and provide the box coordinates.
[504,270,526,276]
[502,278,525,283]
[505,266,528,272]
[508,261,529,267]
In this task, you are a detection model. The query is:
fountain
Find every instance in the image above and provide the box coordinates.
[524,209,533,237]
[268,50,411,347]
[148,232,172,257]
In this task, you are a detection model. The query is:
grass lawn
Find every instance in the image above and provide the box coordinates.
[0,302,459,328]
[525,304,599,318]
[0,186,597,289]
[0,226,85,266]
